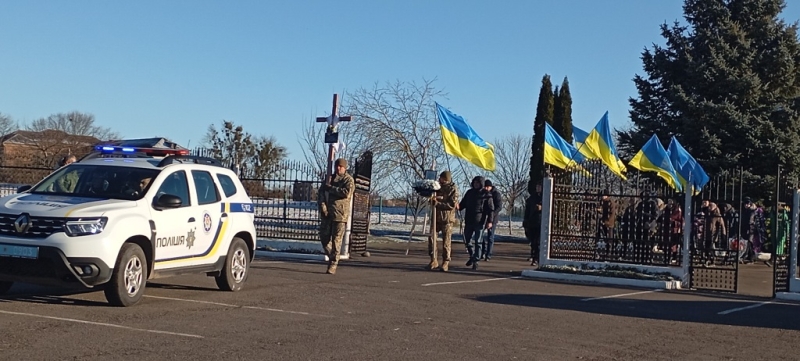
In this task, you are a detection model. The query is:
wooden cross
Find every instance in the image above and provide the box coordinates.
[316,93,352,176]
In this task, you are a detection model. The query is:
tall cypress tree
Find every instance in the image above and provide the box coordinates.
[528,74,554,194]
[555,77,573,144]
[553,85,563,138]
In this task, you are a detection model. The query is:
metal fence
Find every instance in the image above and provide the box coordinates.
[0,165,56,197]
[237,161,323,242]
[548,161,683,267]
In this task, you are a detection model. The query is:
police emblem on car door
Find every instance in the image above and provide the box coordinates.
[186,170,225,257]
[151,170,199,264]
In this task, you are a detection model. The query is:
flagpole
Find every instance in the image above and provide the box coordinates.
[565,135,590,170]
[435,102,469,256]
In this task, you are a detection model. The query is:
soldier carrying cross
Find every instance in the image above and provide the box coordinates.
[316,94,355,275]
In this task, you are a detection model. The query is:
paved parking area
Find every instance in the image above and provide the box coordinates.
[1,242,799,361]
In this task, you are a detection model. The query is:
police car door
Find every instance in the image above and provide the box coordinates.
[150,170,198,265]
[187,169,225,259]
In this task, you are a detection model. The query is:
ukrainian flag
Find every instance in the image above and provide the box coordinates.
[582,112,627,180]
[435,103,495,171]
[572,126,599,159]
[629,134,683,191]
[667,136,709,193]
[544,122,588,174]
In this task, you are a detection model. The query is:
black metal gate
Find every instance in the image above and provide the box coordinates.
[548,162,684,268]
[772,175,796,297]
[348,151,373,253]
[688,171,742,293]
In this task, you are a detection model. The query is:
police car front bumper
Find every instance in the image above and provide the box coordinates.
[0,243,112,288]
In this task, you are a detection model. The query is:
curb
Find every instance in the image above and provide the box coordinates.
[521,269,682,290]
[255,250,350,262]
[775,292,800,302]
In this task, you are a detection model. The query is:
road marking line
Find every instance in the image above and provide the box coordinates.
[0,309,203,338]
[581,289,663,302]
[421,276,522,287]
[718,301,773,315]
[143,295,326,317]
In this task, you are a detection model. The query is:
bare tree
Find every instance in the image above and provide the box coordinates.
[296,113,395,197]
[297,117,329,180]
[27,111,120,140]
[343,78,447,237]
[493,134,532,234]
[203,120,287,178]
[0,112,19,137]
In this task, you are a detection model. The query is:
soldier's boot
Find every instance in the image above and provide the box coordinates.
[440,261,449,272]
[427,257,438,270]
[326,262,338,275]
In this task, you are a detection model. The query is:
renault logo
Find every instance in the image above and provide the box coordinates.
[14,214,31,234]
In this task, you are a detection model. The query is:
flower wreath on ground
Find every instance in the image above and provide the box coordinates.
[412,179,441,197]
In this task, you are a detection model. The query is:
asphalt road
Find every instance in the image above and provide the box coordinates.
[0,242,798,361]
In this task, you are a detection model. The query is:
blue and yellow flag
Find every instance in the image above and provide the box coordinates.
[629,134,683,191]
[545,123,588,174]
[435,103,495,171]
[571,126,600,160]
[582,112,627,180]
[667,136,709,192]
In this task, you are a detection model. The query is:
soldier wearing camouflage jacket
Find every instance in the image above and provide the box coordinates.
[318,158,355,275]
[428,170,459,272]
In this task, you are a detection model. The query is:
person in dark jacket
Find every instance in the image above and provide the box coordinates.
[481,179,502,261]
[595,189,616,260]
[523,183,542,265]
[458,176,494,270]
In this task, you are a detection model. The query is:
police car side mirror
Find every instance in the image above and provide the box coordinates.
[154,194,182,209]
[17,185,31,193]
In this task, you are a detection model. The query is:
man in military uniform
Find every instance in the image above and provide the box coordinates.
[429,170,459,272]
[318,158,355,275]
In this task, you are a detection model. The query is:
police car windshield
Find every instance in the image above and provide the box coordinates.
[30,164,161,201]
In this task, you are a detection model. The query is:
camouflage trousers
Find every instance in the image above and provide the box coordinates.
[428,222,453,262]
[320,217,346,263]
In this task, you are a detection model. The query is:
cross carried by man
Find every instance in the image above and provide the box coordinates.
[316,93,351,174]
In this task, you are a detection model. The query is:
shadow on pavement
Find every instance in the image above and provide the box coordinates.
[251,259,520,278]
[369,229,529,244]
[0,287,109,307]
[472,293,800,331]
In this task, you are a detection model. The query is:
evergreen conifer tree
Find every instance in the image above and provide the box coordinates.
[528,74,554,194]
[619,0,800,199]
[554,77,573,144]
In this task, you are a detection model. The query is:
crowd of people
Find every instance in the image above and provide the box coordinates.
[544,189,787,267]
[316,161,511,274]
[315,159,792,275]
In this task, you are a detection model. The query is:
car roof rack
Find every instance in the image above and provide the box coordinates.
[157,154,225,168]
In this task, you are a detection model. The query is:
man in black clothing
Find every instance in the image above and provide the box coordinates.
[523,183,543,266]
[481,179,502,261]
[458,176,494,270]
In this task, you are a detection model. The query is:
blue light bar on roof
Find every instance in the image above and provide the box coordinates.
[93,145,190,156]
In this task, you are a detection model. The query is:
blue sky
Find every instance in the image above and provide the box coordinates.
[2,1,799,162]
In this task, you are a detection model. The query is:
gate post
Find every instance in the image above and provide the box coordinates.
[681,188,692,288]
[341,195,354,258]
[538,176,554,267]
[790,189,799,292]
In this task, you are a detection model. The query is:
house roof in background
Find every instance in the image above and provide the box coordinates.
[0,130,100,146]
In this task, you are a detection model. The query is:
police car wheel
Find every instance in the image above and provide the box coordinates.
[215,237,250,292]
[104,243,148,307]
[0,281,12,295]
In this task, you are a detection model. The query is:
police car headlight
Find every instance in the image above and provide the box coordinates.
[65,218,107,237]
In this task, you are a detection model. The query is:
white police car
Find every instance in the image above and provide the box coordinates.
[0,146,257,307]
